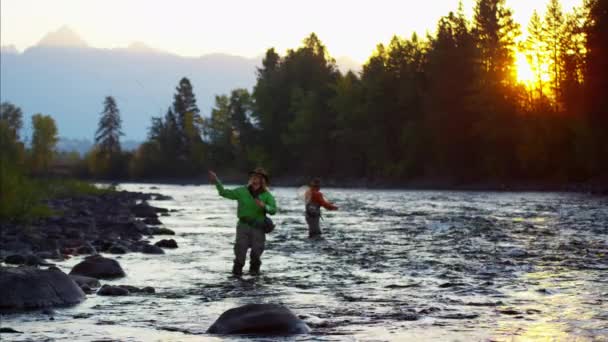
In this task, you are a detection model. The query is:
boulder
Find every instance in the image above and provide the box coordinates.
[76,243,97,255]
[4,254,26,265]
[97,284,129,296]
[149,227,175,235]
[69,274,101,288]
[152,194,173,201]
[5,254,47,266]
[130,203,158,218]
[207,304,311,335]
[80,284,93,294]
[115,285,155,294]
[107,245,128,254]
[155,239,178,249]
[96,284,155,296]
[142,244,164,254]
[0,266,85,311]
[144,217,162,225]
[69,255,126,279]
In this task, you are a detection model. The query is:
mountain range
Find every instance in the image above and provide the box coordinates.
[1,26,361,146]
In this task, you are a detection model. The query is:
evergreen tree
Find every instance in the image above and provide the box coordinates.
[584,0,608,173]
[95,96,123,154]
[472,0,521,178]
[544,0,566,108]
[524,10,549,103]
[426,9,479,180]
[172,77,202,161]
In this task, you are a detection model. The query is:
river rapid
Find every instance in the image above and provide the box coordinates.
[3,184,607,341]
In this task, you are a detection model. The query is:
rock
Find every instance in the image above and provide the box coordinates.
[131,202,158,218]
[80,284,93,294]
[0,327,22,333]
[0,266,85,311]
[141,286,155,294]
[107,245,128,254]
[115,285,155,294]
[142,244,164,254]
[24,254,48,266]
[4,254,26,265]
[155,239,178,249]
[69,255,126,279]
[207,304,311,335]
[69,274,101,288]
[97,284,129,296]
[506,248,529,258]
[149,227,175,235]
[152,194,172,201]
[144,217,162,225]
[5,254,47,266]
[499,308,522,315]
[76,243,97,255]
[36,250,63,260]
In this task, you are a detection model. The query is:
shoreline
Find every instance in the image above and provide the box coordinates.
[91,176,608,194]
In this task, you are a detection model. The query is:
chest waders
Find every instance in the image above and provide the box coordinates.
[305,201,322,238]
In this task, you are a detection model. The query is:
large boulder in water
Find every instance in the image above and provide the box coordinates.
[207,304,311,335]
[0,266,85,311]
[69,255,126,279]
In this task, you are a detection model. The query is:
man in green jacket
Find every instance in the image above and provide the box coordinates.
[208,168,277,276]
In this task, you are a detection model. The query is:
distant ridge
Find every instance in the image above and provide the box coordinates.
[37,26,89,48]
[1,26,362,140]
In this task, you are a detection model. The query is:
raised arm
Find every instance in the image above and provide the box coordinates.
[209,170,239,200]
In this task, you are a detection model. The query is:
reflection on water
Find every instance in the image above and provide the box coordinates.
[3,184,607,341]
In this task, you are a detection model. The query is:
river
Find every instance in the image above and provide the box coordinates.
[3,184,607,341]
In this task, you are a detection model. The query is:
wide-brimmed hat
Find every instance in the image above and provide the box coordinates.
[309,177,321,187]
[248,167,270,183]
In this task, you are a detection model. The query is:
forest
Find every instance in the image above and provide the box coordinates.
[1,0,606,193]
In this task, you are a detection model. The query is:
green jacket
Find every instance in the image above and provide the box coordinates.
[215,180,277,223]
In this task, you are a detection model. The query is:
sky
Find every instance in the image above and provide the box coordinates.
[1,0,584,64]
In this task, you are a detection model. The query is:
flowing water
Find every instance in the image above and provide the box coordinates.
[3,184,608,341]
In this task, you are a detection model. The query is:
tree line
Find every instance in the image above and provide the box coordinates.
[2,0,606,185]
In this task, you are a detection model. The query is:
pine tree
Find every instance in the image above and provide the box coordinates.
[473,0,520,87]
[171,77,202,161]
[544,0,566,109]
[524,10,549,102]
[472,0,521,178]
[95,96,123,154]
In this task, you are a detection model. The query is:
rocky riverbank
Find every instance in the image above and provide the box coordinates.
[0,190,176,264]
[0,189,177,312]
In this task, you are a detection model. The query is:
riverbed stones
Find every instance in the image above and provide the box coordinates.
[76,243,97,255]
[96,284,155,296]
[69,274,101,288]
[155,239,178,249]
[4,254,26,265]
[142,244,164,254]
[107,244,128,254]
[207,304,311,335]
[131,202,159,218]
[149,227,175,235]
[0,266,85,311]
[97,284,129,296]
[144,217,162,225]
[69,255,126,279]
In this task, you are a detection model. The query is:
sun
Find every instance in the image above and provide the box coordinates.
[515,52,536,85]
